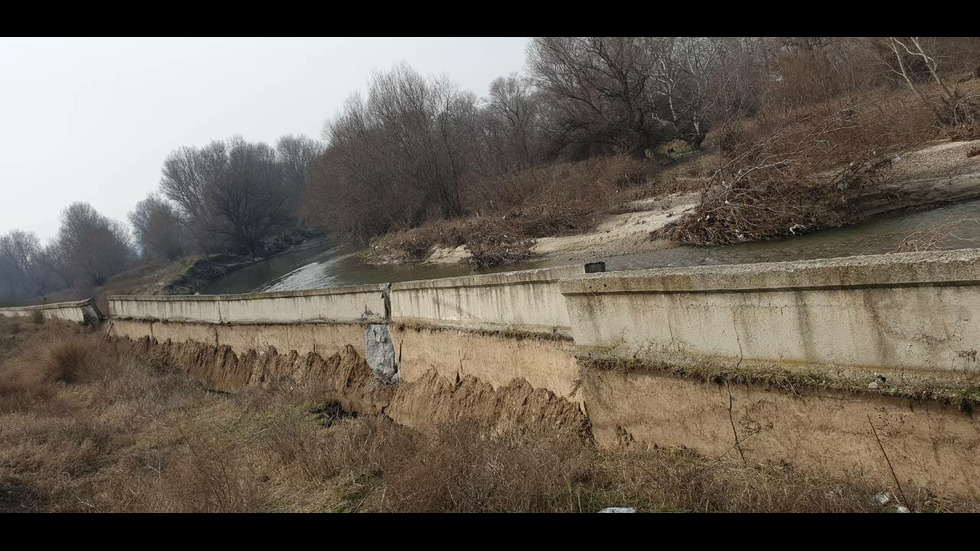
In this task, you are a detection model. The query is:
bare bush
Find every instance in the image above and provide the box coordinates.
[896,215,979,253]
[881,37,980,137]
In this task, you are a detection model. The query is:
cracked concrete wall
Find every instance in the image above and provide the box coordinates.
[561,250,980,375]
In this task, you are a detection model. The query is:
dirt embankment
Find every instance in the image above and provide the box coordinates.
[368,139,980,270]
[5,319,975,512]
[127,336,590,439]
[160,255,260,295]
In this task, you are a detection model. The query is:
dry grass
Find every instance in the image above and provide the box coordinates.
[896,214,980,253]
[1,321,976,513]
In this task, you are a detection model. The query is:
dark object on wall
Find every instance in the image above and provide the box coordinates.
[585,262,606,274]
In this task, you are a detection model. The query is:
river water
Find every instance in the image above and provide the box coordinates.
[203,199,980,294]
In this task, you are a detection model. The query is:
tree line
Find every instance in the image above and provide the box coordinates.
[304,37,980,241]
[1,135,322,303]
[3,37,978,303]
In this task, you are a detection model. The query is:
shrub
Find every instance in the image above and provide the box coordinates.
[42,337,96,383]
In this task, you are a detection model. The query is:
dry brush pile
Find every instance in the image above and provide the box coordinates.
[673,92,937,245]
[673,79,980,246]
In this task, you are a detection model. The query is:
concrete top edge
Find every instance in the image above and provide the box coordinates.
[391,265,583,290]
[107,283,385,303]
[0,298,94,311]
[559,249,980,295]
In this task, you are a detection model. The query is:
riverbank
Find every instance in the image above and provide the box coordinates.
[15,234,325,313]
[365,138,980,269]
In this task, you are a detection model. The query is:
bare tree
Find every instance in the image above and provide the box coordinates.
[0,230,43,299]
[647,37,726,149]
[55,202,134,286]
[277,135,324,226]
[129,193,192,261]
[306,64,480,240]
[207,138,294,256]
[482,74,545,172]
[159,136,308,257]
[528,37,663,158]
[160,141,228,254]
[882,37,980,129]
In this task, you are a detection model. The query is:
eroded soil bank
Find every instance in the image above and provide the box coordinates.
[124,332,980,502]
[371,139,980,270]
[126,336,590,440]
[3,318,977,512]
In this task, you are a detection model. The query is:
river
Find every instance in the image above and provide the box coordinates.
[202,199,980,294]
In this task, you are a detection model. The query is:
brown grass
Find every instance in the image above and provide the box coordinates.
[896,214,980,253]
[1,321,976,512]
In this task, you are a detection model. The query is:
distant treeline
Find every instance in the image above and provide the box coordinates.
[2,37,978,302]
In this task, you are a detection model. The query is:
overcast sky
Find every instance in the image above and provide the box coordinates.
[0,37,530,241]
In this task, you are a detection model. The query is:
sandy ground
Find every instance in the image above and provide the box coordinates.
[424,192,700,265]
[423,139,980,266]
[531,192,699,261]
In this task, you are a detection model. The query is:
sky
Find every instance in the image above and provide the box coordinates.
[0,37,531,241]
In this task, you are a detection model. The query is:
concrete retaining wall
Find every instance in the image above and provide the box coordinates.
[561,250,980,376]
[390,266,580,336]
[108,284,387,325]
[0,298,102,324]
[103,250,980,498]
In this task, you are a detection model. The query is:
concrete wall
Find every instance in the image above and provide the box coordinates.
[109,284,387,325]
[391,266,580,336]
[107,250,980,387]
[109,318,368,358]
[104,250,980,498]
[561,250,980,376]
[0,298,102,324]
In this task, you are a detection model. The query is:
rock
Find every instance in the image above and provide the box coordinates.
[598,507,637,513]
[364,324,398,383]
[896,506,911,513]
[872,492,891,505]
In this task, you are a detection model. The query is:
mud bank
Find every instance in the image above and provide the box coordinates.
[583,368,980,500]
[123,333,980,500]
[127,336,589,439]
